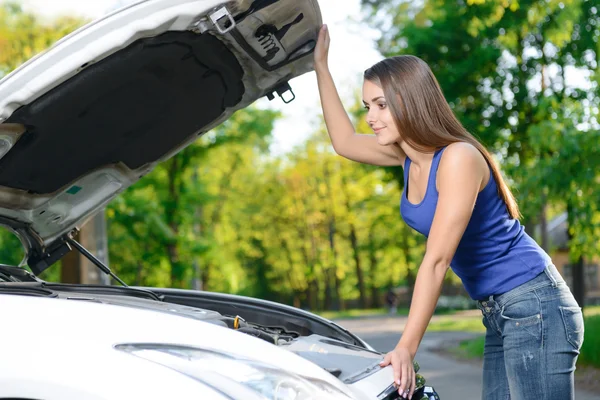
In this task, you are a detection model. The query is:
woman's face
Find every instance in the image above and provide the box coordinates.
[362,79,401,146]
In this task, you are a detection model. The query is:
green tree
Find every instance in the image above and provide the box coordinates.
[107,107,279,289]
[0,3,86,276]
[0,2,84,78]
[361,0,600,306]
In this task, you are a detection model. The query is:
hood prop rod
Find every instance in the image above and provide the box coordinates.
[65,233,128,287]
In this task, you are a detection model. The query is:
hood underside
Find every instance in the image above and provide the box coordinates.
[2,31,244,195]
[0,0,321,267]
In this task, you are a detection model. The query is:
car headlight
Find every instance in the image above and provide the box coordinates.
[115,343,353,400]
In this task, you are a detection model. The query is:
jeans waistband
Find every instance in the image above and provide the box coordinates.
[476,264,563,309]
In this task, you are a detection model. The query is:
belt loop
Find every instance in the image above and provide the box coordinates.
[544,264,558,288]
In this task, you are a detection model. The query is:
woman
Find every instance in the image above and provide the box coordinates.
[313,24,584,400]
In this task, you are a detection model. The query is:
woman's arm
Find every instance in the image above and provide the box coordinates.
[314,25,404,167]
[381,142,488,399]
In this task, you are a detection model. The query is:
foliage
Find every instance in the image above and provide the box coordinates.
[427,316,486,333]
[0,0,418,307]
[103,120,425,309]
[0,0,598,313]
[360,0,600,305]
[450,306,600,367]
[580,314,600,367]
[452,335,486,359]
[0,2,86,274]
[317,307,409,320]
[105,107,279,289]
[0,2,83,78]
[0,226,24,266]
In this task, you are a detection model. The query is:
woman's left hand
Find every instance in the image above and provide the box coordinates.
[313,24,330,68]
[379,346,416,399]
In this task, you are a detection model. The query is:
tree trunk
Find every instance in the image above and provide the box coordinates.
[323,162,343,310]
[299,240,317,310]
[327,219,343,310]
[135,262,144,286]
[333,268,344,310]
[339,173,367,308]
[405,268,416,305]
[201,262,211,291]
[349,225,367,308]
[293,295,301,309]
[61,230,82,284]
[167,241,182,287]
[539,201,549,252]
[190,260,202,290]
[61,214,108,285]
[304,287,313,310]
[281,238,301,307]
[323,264,333,310]
[401,225,415,305]
[368,233,380,308]
[572,256,586,308]
[165,156,183,287]
[567,205,586,308]
[309,280,319,310]
[308,228,324,310]
[326,219,335,310]
[524,220,536,238]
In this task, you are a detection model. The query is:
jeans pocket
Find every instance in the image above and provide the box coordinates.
[559,306,584,350]
[500,295,542,339]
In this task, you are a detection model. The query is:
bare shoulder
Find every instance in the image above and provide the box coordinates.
[437,142,489,190]
[439,142,487,171]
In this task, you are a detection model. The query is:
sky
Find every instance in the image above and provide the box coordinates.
[17,0,383,156]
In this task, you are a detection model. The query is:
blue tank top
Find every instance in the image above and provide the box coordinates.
[400,146,551,300]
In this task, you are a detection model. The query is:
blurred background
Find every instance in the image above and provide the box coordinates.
[0,0,599,384]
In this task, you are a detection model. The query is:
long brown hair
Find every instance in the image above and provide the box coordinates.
[364,55,520,219]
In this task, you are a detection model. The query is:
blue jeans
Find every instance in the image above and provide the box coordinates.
[476,264,584,400]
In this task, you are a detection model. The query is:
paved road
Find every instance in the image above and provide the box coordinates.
[334,315,600,400]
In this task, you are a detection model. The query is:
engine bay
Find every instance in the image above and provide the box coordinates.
[0,279,440,398]
[0,280,383,384]
[216,313,383,383]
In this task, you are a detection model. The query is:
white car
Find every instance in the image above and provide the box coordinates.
[0,1,439,399]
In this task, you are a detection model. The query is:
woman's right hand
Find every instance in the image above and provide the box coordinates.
[314,24,330,69]
[380,347,416,399]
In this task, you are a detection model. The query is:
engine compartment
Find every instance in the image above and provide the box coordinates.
[179,308,384,384]
[0,281,384,384]
[216,312,298,344]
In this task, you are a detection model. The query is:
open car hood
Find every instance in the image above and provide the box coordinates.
[0,0,321,272]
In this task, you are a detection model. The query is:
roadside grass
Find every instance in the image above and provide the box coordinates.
[450,336,486,360]
[318,305,600,369]
[446,305,600,369]
[584,305,600,317]
[580,312,600,368]
[427,314,485,333]
[317,306,600,368]
[317,308,409,320]
[317,306,460,320]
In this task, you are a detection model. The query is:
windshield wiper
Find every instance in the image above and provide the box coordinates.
[43,283,163,302]
[0,283,57,297]
[0,265,40,283]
